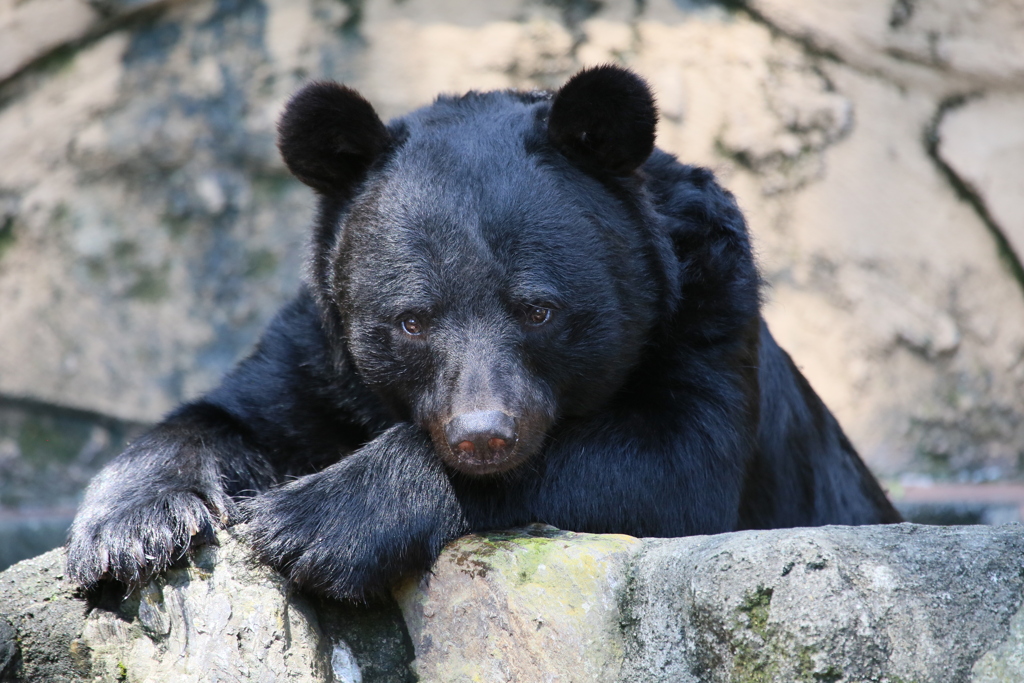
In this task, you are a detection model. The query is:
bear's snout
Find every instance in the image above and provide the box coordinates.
[443,410,519,475]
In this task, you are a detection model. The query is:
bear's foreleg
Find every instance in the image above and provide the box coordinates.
[242,423,468,600]
[66,402,278,590]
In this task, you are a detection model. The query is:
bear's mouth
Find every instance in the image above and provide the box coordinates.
[443,442,528,476]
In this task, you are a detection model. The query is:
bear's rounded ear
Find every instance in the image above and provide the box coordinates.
[277,81,391,196]
[548,65,658,175]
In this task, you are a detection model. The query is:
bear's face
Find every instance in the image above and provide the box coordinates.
[278,67,661,476]
[337,109,660,475]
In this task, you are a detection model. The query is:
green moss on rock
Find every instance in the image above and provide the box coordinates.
[739,586,774,638]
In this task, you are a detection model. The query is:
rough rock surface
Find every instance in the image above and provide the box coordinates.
[395,527,640,682]
[621,524,1024,683]
[0,529,415,682]
[1,525,1023,682]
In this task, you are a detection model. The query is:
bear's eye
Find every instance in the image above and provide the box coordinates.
[523,305,552,327]
[400,316,425,337]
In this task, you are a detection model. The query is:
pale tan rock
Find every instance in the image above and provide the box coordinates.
[756,63,1024,478]
[355,16,574,120]
[583,14,855,195]
[394,526,641,683]
[0,0,100,83]
[746,0,1024,93]
[938,93,1024,267]
[0,1,308,422]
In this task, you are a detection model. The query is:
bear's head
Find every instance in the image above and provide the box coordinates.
[278,66,670,477]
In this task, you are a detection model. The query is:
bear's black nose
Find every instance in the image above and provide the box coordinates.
[445,410,517,463]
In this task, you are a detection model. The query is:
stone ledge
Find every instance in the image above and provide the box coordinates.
[1,523,1022,682]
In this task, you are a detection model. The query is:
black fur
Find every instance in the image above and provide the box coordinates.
[67,66,900,601]
[277,81,391,197]
[548,65,657,174]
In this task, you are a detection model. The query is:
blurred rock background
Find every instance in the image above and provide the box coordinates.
[0,0,1021,569]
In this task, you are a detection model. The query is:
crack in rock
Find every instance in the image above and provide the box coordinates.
[927,94,1024,292]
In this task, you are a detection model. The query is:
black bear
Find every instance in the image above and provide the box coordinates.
[67,66,901,600]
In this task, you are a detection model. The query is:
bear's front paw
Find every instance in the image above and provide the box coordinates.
[243,426,468,600]
[67,486,231,590]
[242,484,380,601]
